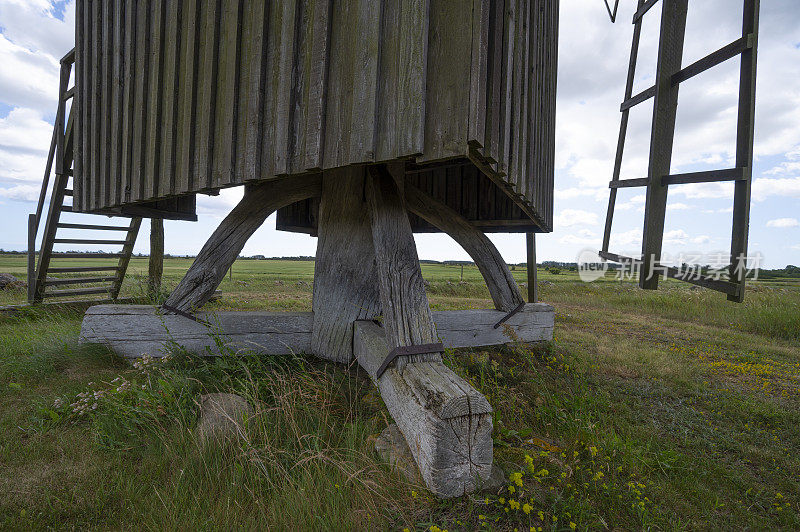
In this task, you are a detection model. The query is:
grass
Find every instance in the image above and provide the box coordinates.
[1,256,799,529]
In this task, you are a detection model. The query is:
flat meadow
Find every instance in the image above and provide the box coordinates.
[1,253,799,530]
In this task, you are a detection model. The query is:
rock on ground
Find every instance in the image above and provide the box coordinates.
[0,273,25,290]
[196,393,254,444]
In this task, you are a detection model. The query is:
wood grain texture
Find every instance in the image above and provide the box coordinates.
[310,167,381,364]
[366,166,441,373]
[74,0,557,235]
[79,304,554,357]
[404,183,524,311]
[354,320,493,498]
[164,174,321,312]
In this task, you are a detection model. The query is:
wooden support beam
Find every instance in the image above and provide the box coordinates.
[148,218,164,299]
[640,0,688,290]
[353,320,493,498]
[602,0,646,254]
[311,167,381,364]
[526,233,537,303]
[729,0,759,302]
[366,166,440,373]
[164,175,321,312]
[404,183,524,312]
[79,304,554,359]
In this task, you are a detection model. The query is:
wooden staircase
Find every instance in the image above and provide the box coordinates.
[27,49,141,305]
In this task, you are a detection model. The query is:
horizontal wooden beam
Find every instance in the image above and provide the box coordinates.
[609,177,649,189]
[53,238,127,245]
[44,276,117,286]
[46,286,113,298]
[661,167,745,185]
[599,250,641,264]
[659,263,739,296]
[620,85,655,112]
[48,266,122,273]
[56,222,130,231]
[79,304,555,359]
[671,35,752,86]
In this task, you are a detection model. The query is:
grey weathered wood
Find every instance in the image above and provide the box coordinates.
[526,232,537,302]
[148,218,164,299]
[640,0,688,290]
[311,167,381,363]
[75,0,557,236]
[164,175,321,312]
[353,320,493,498]
[404,183,524,312]
[79,303,554,358]
[366,167,440,373]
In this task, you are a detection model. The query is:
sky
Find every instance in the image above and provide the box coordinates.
[0,1,798,268]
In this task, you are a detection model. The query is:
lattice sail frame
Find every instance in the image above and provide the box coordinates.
[600,0,759,302]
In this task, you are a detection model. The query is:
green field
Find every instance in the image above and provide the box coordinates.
[1,254,800,529]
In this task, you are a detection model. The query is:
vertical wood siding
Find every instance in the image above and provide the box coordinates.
[75,0,557,232]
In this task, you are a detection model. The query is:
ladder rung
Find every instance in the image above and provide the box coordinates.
[45,276,118,286]
[661,167,745,186]
[62,87,75,101]
[609,178,649,189]
[620,85,655,112]
[63,189,73,196]
[599,252,739,297]
[53,238,127,245]
[659,264,739,297]
[47,266,122,273]
[672,35,753,86]
[51,252,123,259]
[632,0,659,23]
[60,205,73,212]
[599,251,641,264]
[57,222,130,231]
[44,286,113,298]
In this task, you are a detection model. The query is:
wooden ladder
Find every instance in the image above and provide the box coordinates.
[600,0,759,301]
[27,49,142,305]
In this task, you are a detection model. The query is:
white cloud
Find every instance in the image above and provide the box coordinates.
[691,235,712,245]
[751,177,800,201]
[195,187,244,218]
[0,107,54,185]
[667,202,691,211]
[0,183,38,202]
[766,217,799,228]
[554,209,598,228]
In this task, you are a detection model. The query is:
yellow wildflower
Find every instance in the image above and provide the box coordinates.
[523,503,532,515]
[570,522,577,530]
[508,485,516,494]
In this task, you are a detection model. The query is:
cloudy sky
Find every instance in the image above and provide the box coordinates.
[0,1,798,268]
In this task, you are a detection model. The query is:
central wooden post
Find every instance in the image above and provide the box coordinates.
[311,167,381,363]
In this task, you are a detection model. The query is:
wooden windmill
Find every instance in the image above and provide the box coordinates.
[64,0,559,497]
[28,0,761,498]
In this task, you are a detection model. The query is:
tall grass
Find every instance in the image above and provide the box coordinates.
[44,348,419,529]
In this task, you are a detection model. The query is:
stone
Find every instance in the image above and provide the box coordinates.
[196,393,253,444]
[0,273,25,290]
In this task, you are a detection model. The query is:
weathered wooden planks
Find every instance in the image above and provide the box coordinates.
[311,167,381,364]
[163,175,321,312]
[404,183,524,311]
[74,0,557,234]
[354,320,493,498]
[78,303,554,358]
